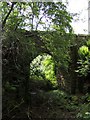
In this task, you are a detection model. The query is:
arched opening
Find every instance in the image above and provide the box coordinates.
[30,53,57,92]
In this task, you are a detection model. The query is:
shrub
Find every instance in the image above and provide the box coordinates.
[76,44,90,77]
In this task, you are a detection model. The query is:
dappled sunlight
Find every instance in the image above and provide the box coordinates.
[2,1,90,120]
[30,53,57,86]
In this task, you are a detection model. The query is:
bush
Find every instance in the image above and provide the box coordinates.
[76,94,90,120]
[76,43,90,77]
[78,45,89,58]
[77,104,90,120]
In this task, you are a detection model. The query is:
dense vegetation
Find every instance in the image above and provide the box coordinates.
[1,1,90,120]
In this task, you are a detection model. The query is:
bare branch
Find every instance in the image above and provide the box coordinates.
[2,2,16,30]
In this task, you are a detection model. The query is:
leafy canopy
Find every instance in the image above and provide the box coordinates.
[1,2,72,33]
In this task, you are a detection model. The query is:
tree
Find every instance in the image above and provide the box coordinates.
[2,2,73,103]
[1,2,72,32]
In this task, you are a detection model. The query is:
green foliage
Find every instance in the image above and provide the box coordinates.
[86,39,90,49]
[5,81,16,92]
[45,90,68,106]
[76,43,90,76]
[42,56,57,85]
[77,111,90,120]
[1,2,72,32]
[78,46,90,58]
[76,59,90,76]
[76,94,90,119]
[42,90,79,113]
[2,1,73,88]
[30,54,57,86]
[2,30,38,101]
[2,2,76,119]
[40,32,73,72]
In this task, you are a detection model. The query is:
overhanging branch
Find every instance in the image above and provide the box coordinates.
[2,2,16,30]
[24,31,52,56]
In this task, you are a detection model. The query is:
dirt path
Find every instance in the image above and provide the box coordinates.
[31,105,78,119]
